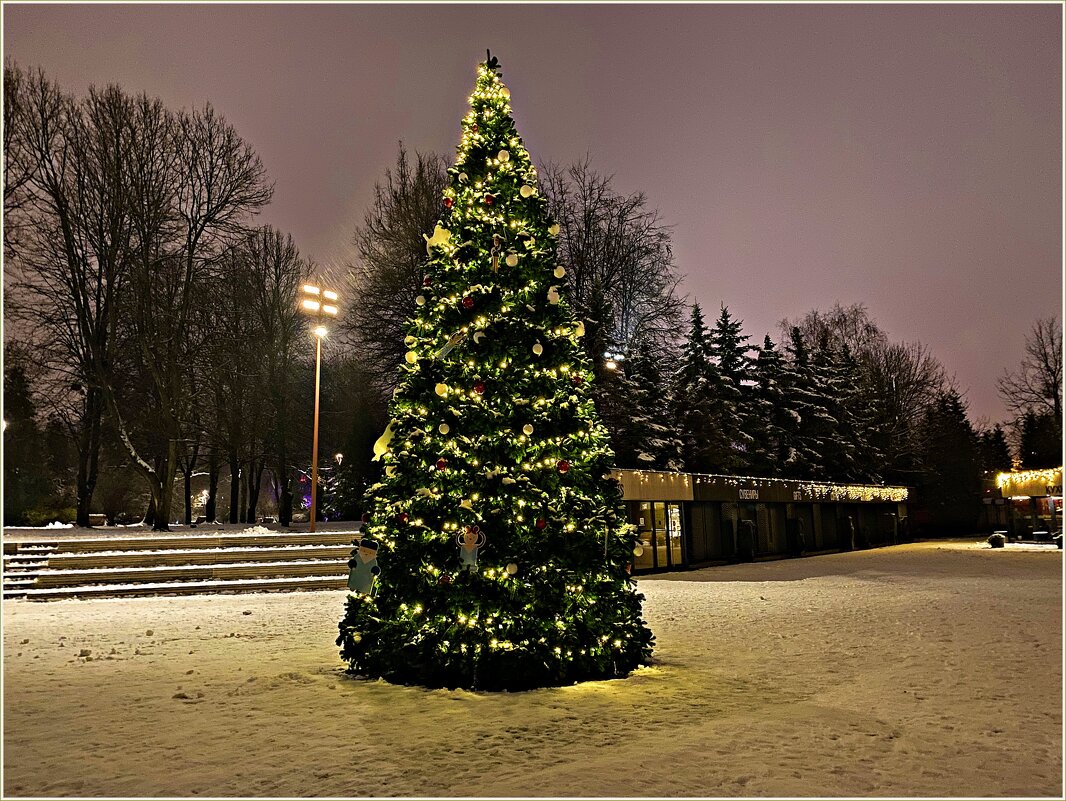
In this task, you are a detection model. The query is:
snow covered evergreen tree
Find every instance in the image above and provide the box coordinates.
[748,335,797,476]
[779,327,833,478]
[810,332,860,482]
[709,305,754,470]
[619,338,683,471]
[337,54,653,691]
[672,304,736,473]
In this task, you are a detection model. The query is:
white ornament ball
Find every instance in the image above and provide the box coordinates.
[505,562,518,575]
[505,253,519,267]
[548,223,560,236]
[498,149,510,163]
[522,424,534,436]
[554,266,566,279]
[415,295,426,306]
[404,335,416,347]
[434,383,448,397]
[405,351,418,364]
[439,423,450,435]
[532,343,544,356]
[519,185,534,198]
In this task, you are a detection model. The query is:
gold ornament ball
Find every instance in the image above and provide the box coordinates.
[459,172,468,183]
[505,562,518,575]
[404,351,418,364]
[439,423,450,435]
[415,295,426,306]
[498,149,510,162]
[404,335,416,347]
[548,223,560,236]
[633,545,644,556]
[519,185,534,198]
[434,383,448,397]
[505,253,519,267]
[501,87,511,99]
[522,424,534,436]
[532,343,544,356]
[554,266,566,279]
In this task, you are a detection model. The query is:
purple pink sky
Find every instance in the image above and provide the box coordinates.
[4,2,1061,424]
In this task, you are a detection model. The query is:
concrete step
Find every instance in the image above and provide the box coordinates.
[3,544,353,571]
[4,530,357,554]
[4,574,349,601]
[18,559,349,588]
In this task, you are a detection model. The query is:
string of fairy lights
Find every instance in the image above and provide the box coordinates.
[337,57,652,689]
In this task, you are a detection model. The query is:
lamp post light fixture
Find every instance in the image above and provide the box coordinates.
[300,282,340,532]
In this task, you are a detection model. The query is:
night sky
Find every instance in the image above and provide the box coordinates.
[4,2,1061,424]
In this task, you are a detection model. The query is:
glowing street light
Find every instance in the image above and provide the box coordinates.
[300,282,341,532]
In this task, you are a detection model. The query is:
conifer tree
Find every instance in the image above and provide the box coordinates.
[919,389,982,532]
[672,304,735,473]
[977,423,1012,474]
[337,55,653,691]
[810,332,859,482]
[780,327,833,478]
[620,338,683,471]
[749,335,797,476]
[710,304,754,469]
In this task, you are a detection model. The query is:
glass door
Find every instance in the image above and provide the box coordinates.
[666,502,683,567]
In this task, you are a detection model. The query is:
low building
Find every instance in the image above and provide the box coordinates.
[612,469,909,572]
[989,467,1063,537]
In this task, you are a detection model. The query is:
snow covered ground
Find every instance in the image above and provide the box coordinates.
[2,539,1061,797]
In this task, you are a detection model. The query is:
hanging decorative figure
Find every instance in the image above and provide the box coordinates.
[490,233,504,273]
[456,526,487,572]
[347,539,381,595]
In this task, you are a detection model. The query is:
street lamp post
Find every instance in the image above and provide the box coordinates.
[300,283,340,532]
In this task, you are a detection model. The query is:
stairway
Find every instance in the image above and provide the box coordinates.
[2,529,359,601]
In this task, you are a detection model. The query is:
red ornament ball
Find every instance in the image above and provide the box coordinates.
[360,512,371,523]
[396,512,409,524]
[570,373,584,386]
[436,458,448,471]
[439,573,452,586]
[557,460,570,474]
[484,194,495,206]
[535,518,547,530]
[444,197,454,209]
[473,380,486,395]
[423,275,432,287]
[462,296,474,309]
[471,124,479,133]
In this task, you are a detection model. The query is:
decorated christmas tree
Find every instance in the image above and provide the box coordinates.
[337,53,654,691]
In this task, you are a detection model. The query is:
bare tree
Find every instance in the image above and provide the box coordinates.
[106,102,272,529]
[245,226,310,525]
[782,302,888,355]
[783,305,947,482]
[342,144,450,397]
[3,62,39,260]
[5,73,132,527]
[539,157,684,370]
[997,316,1063,426]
